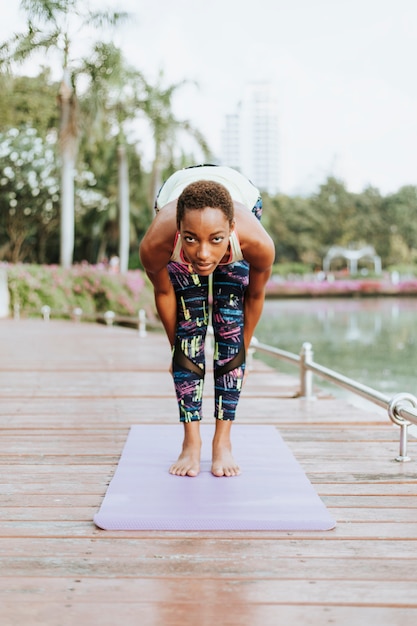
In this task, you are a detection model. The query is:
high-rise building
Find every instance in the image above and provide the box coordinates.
[220,82,280,195]
[220,112,240,172]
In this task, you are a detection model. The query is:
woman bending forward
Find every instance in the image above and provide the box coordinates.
[139,165,275,477]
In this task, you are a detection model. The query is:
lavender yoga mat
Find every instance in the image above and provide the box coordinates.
[94,425,336,531]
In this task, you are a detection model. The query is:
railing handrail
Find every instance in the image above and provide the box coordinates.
[254,340,390,407]
[253,339,417,462]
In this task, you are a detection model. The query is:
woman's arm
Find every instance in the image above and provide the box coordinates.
[243,265,273,351]
[237,206,276,350]
[145,267,177,347]
[139,203,178,346]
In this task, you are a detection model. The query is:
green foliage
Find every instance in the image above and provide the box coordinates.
[0,126,60,262]
[271,262,313,277]
[386,263,417,278]
[7,1,130,69]
[0,125,108,263]
[0,69,59,134]
[6,263,154,317]
[264,177,417,271]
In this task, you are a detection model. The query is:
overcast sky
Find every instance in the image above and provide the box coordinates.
[2,0,417,195]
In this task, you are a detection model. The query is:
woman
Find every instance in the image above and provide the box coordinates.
[140,165,275,477]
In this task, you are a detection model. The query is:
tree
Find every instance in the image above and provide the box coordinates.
[1,0,128,268]
[0,126,60,262]
[78,42,146,272]
[351,186,387,259]
[383,186,417,266]
[265,193,320,266]
[0,68,59,134]
[309,177,356,251]
[0,125,107,263]
[139,73,213,209]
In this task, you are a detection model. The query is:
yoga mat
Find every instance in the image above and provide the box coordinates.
[94,425,336,531]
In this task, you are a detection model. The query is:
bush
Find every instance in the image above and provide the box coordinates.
[271,262,313,277]
[6,263,154,318]
[386,264,417,278]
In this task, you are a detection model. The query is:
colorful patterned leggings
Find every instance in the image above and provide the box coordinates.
[168,198,262,423]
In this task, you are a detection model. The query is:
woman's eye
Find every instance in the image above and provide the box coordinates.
[184,236,196,243]
[212,236,224,244]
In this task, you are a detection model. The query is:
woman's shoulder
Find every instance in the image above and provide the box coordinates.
[234,202,263,234]
[140,203,177,270]
[235,205,275,265]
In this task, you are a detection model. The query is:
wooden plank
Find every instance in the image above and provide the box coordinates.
[0,576,417,606]
[1,537,415,559]
[1,603,416,626]
[1,522,417,539]
[0,508,97,521]
[313,483,417,495]
[1,495,99,506]
[1,555,417,580]
[321,495,417,507]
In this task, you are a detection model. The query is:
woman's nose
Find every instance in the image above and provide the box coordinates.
[197,243,210,259]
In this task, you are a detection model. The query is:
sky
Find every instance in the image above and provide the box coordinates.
[1,0,417,196]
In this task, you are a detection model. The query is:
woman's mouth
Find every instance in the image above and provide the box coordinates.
[192,262,214,274]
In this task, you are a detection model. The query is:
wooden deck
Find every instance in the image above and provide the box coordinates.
[1,318,417,626]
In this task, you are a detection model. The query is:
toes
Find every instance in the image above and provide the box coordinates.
[169,464,199,477]
[211,465,240,477]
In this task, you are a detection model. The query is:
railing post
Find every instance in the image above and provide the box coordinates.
[41,305,51,322]
[73,307,83,323]
[397,423,410,463]
[387,392,416,462]
[300,341,314,398]
[138,309,147,337]
[104,310,115,327]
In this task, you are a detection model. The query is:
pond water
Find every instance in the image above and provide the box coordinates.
[255,297,417,411]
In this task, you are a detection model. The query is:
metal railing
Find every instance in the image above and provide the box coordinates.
[35,304,417,463]
[253,338,417,463]
[36,304,152,337]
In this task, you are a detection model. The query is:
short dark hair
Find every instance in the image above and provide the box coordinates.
[176,180,234,228]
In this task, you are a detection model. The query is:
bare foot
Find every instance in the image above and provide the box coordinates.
[211,443,241,477]
[169,422,202,477]
[169,446,201,477]
[211,420,240,477]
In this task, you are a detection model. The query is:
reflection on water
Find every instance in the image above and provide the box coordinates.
[255,297,417,404]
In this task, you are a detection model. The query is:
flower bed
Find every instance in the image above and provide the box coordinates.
[4,263,154,318]
[266,277,417,297]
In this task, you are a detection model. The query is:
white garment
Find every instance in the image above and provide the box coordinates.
[156,165,260,212]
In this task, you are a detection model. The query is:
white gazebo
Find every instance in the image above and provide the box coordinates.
[323,245,382,275]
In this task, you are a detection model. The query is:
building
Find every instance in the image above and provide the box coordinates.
[220,82,280,195]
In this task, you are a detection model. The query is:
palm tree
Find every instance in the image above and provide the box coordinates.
[78,42,145,272]
[140,74,213,210]
[2,0,129,268]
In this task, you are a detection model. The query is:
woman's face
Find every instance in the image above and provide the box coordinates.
[179,206,234,275]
